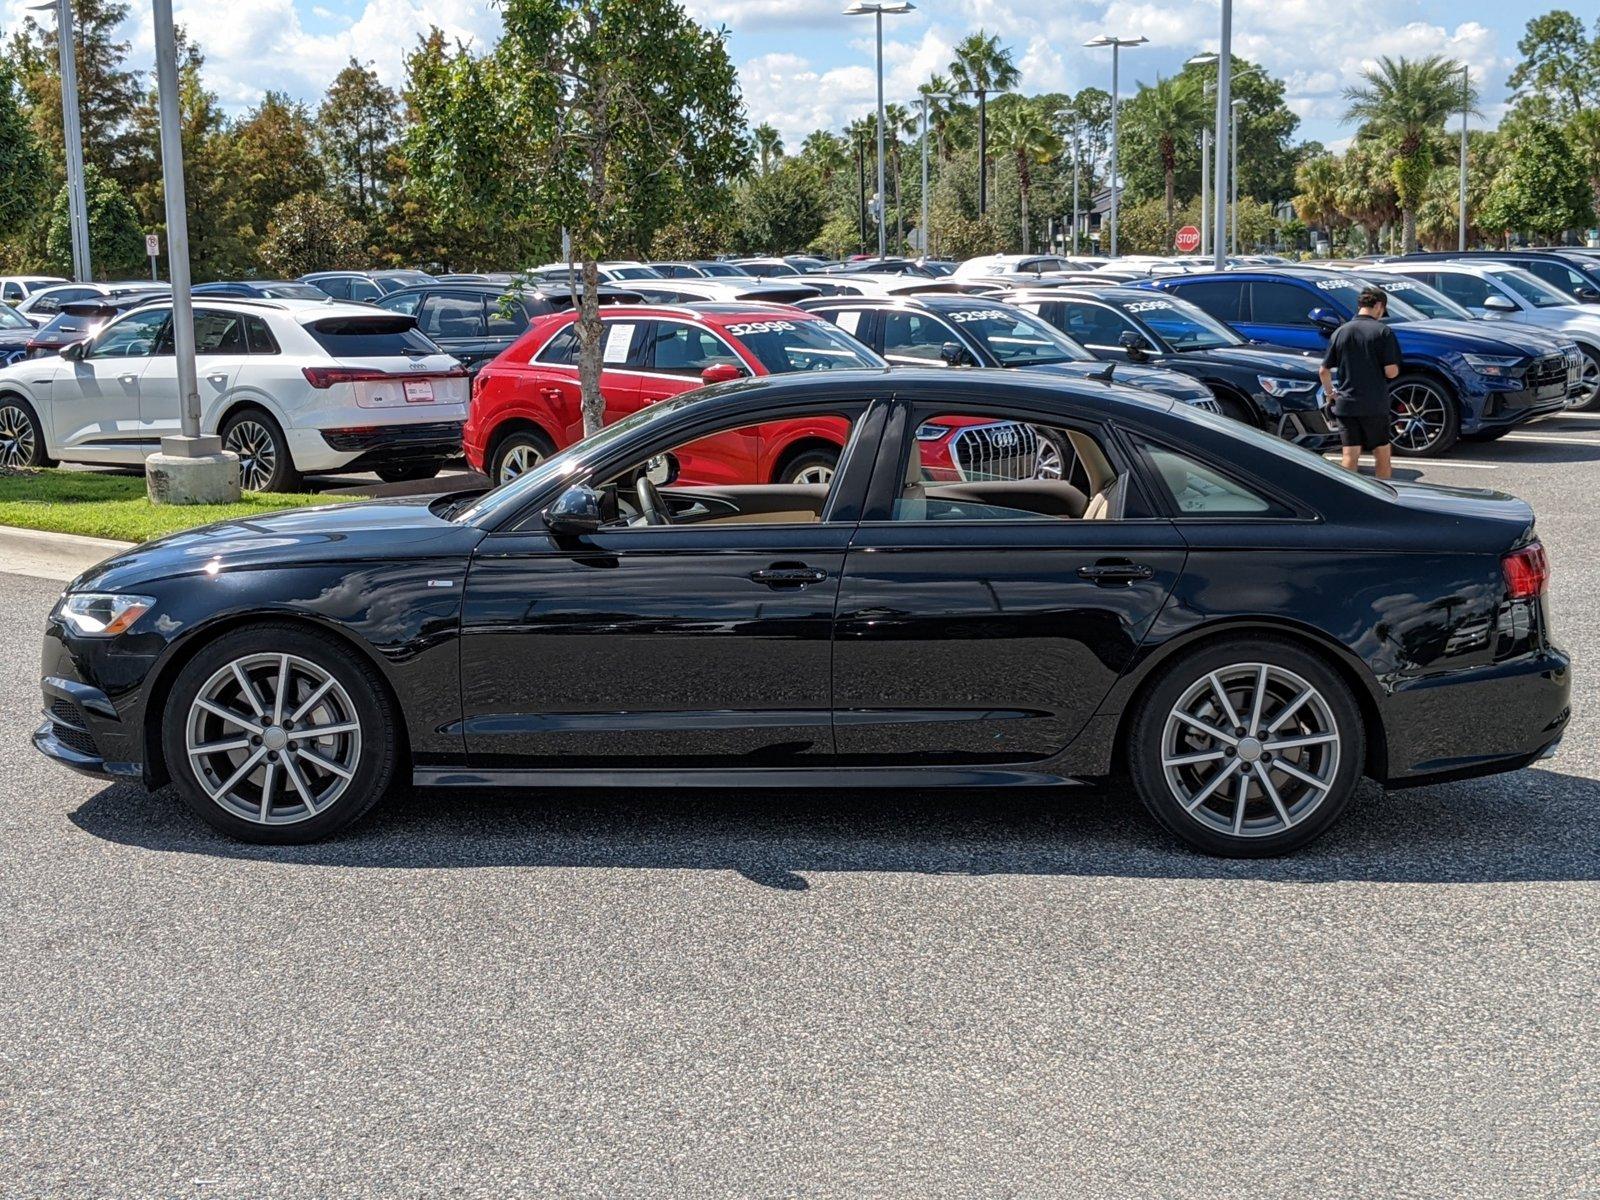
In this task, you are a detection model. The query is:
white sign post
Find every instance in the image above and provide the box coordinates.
[145,233,159,281]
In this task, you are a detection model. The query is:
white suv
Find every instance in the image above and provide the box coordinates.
[0,298,468,490]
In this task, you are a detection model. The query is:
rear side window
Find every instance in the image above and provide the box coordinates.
[1136,440,1286,517]
[2,282,21,301]
[305,316,437,356]
[314,276,351,300]
[419,292,487,339]
[534,324,578,365]
[1169,281,1244,323]
[244,315,279,355]
[1248,282,1318,326]
[648,321,738,374]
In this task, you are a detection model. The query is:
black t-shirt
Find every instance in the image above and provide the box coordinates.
[1321,314,1402,417]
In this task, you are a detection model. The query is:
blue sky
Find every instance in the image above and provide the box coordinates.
[5,0,1531,151]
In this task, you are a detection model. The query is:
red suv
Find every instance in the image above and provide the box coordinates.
[464,303,887,485]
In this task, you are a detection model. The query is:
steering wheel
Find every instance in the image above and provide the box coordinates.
[635,477,672,526]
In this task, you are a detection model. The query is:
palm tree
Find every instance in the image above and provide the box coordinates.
[883,102,911,251]
[753,122,784,176]
[1140,75,1206,221]
[800,129,849,184]
[1293,152,1342,241]
[950,30,1020,205]
[1342,55,1474,252]
[919,73,965,161]
[993,102,1061,252]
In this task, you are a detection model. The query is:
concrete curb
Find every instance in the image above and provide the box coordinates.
[0,525,136,584]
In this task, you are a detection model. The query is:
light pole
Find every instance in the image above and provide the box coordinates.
[1056,109,1083,255]
[917,90,952,260]
[1458,64,1470,252]
[1189,55,1263,262]
[144,0,237,502]
[846,1,914,260]
[1231,98,1244,254]
[29,0,89,281]
[1209,3,1233,269]
[1085,34,1146,259]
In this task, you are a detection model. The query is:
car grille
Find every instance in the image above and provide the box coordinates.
[48,698,98,758]
[1528,355,1568,391]
[950,422,1042,481]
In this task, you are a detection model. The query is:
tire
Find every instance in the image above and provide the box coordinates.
[161,623,399,844]
[776,447,839,486]
[1570,346,1600,412]
[374,459,444,484]
[1126,636,1367,858]
[1213,392,1257,426]
[0,395,53,468]
[221,409,301,492]
[490,429,555,485]
[1389,375,1459,457]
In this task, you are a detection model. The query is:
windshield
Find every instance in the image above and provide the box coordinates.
[1307,276,1425,323]
[943,305,1093,365]
[1366,275,1476,321]
[731,318,885,372]
[1487,266,1571,309]
[699,262,750,277]
[1120,295,1241,350]
[453,394,701,525]
[0,303,29,330]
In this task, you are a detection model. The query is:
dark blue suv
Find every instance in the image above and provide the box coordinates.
[1147,268,1573,456]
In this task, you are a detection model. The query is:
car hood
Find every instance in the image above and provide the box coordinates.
[1017,360,1214,402]
[72,497,487,593]
[1398,318,1564,355]
[1175,345,1320,377]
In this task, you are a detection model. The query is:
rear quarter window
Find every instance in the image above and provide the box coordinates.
[305,316,438,357]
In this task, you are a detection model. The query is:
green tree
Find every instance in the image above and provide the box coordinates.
[12,0,143,179]
[799,129,848,184]
[317,59,399,222]
[917,74,965,161]
[1480,119,1594,242]
[1343,55,1474,252]
[753,122,783,175]
[46,162,141,276]
[233,93,325,242]
[259,192,366,275]
[1130,75,1205,220]
[1293,152,1341,235]
[949,30,1018,203]
[0,55,49,265]
[991,100,1059,251]
[736,159,825,252]
[1506,11,1599,117]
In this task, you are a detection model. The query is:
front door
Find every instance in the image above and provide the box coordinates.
[458,400,882,768]
[832,398,1187,765]
[51,306,170,462]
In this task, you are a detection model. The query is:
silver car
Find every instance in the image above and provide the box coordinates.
[1372,261,1600,409]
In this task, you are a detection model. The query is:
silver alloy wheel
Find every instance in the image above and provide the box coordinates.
[0,403,35,468]
[224,419,278,491]
[498,442,544,484]
[184,652,362,825]
[1160,662,1341,840]
[1573,355,1600,408]
[791,463,835,485]
[1032,434,1064,480]
[1390,382,1448,453]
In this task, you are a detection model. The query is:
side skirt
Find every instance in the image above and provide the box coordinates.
[413,765,1090,790]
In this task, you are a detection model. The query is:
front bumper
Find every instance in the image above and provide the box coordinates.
[34,674,142,783]
[1270,403,1340,451]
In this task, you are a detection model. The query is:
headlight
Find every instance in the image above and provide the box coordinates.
[915,422,951,441]
[1257,375,1317,397]
[58,593,154,637]
[1463,353,1526,379]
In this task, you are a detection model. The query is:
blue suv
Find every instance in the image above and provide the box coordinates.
[1147,267,1574,456]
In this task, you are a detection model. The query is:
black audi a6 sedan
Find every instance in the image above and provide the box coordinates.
[35,369,1568,857]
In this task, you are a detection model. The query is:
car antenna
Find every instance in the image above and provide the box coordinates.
[1091,362,1116,382]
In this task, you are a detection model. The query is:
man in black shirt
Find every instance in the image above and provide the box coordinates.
[1319,285,1402,479]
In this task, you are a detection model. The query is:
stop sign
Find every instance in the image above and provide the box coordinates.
[1175,225,1202,254]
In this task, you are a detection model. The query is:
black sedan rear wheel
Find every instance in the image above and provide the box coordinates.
[1128,637,1366,857]
[161,624,398,843]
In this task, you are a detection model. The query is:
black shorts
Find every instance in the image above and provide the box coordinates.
[1338,413,1391,451]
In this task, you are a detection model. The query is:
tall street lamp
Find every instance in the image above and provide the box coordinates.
[917,90,952,260]
[1189,55,1263,261]
[29,0,89,280]
[1207,1,1233,269]
[1085,34,1146,259]
[1056,108,1083,255]
[1457,64,1471,252]
[846,1,914,259]
[1231,97,1244,253]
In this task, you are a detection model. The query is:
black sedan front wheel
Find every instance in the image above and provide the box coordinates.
[1128,638,1366,857]
[161,624,398,843]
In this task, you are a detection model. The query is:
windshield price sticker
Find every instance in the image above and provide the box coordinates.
[949,310,1004,323]
[1315,279,1348,291]
[1126,300,1172,313]
[725,320,795,336]
[602,323,635,363]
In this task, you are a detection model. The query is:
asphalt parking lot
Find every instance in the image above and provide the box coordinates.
[3,416,1597,1197]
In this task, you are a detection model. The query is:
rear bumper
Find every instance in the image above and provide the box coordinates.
[288,421,466,472]
[1380,646,1571,785]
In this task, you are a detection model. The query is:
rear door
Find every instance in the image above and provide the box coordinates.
[139,307,249,440]
[1240,281,1325,351]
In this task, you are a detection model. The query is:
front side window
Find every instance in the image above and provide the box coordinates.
[349,279,385,303]
[0,301,28,328]
[728,318,881,373]
[1129,297,1239,350]
[87,308,170,358]
[1249,282,1320,326]
[380,292,424,316]
[1056,300,1142,348]
[941,306,1088,366]
[648,321,739,375]
[315,277,352,300]
[1432,272,1497,309]
[1487,268,1570,309]
[2,282,20,302]
[192,310,248,354]
[1165,280,1245,322]
[880,311,957,365]
[1521,259,1591,296]
[419,292,488,338]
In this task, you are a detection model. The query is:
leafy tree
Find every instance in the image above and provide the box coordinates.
[12,0,143,179]
[46,162,141,276]
[0,55,49,265]
[1480,118,1594,242]
[317,59,399,222]
[991,100,1059,251]
[799,130,848,184]
[736,159,825,252]
[648,215,729,259]
[1293,153,1341,234]
[917,75,965,161]
[949,30,1018,203]
[233,93,325,241]
[1343,55,1474,252]
[259,192,365,275]
[753,122,783,175]
[1506,11,1600,118]
[1127,75,1204,220]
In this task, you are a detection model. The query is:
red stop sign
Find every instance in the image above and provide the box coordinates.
[1175,225,1202,254]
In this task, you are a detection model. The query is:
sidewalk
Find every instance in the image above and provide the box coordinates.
[0,525,134,584]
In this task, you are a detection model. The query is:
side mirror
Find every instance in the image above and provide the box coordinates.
[643,452,679,486]
[700,362,744,385]
[939,341,971,367]
[543,484,602,539]
[1482,294,1518,313]
[1118,329,1150,360]
[1308,307,1344,334]
[1576,287,1600,303]
[60,340,87,361]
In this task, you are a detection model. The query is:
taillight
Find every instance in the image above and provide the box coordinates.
[1502,541,1550,600]
[302,364,470,389]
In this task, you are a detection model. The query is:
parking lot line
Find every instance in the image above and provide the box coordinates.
[1500,434,1600,447]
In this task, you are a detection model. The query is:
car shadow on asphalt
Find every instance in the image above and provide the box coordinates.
[66,767,1600,888]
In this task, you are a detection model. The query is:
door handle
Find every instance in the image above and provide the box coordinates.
[207,373,227,383]
[1077,559,1154,585]
[538,386,563,400]
[750,564,828,588]
[119,373,138,384]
